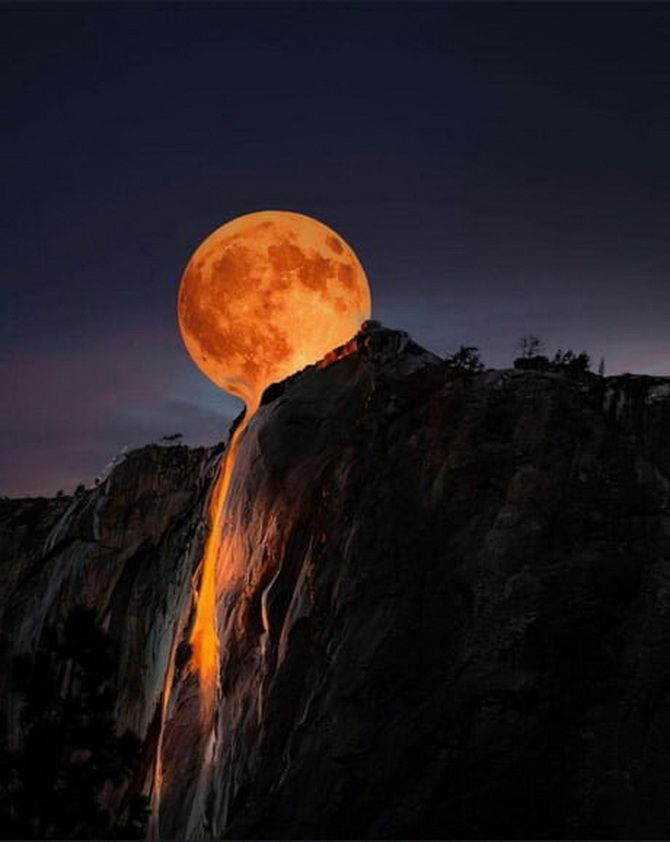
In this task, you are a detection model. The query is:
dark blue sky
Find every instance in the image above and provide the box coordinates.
[2,2,669,496]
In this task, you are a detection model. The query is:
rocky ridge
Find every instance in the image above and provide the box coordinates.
[1,324,669,839]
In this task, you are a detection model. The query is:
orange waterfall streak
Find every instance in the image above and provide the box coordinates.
[150,399,259,838]
[190,397,259,712]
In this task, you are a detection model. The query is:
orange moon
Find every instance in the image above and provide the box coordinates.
[177,210,372,408]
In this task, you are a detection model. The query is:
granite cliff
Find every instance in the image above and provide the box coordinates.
[1,325,669,839]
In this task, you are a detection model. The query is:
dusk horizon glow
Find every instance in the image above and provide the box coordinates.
[2,3,669,497]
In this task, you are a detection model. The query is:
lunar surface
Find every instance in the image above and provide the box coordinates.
[177,210,371,408]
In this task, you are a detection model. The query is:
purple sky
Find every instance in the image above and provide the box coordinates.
[2,3,669,497]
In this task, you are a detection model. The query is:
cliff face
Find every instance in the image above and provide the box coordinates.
[0,445,215,783]
[1,327,669,839]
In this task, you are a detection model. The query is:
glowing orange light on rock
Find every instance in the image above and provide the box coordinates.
[177,210,371,706]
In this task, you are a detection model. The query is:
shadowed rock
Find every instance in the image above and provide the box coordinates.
[1,326,669,839]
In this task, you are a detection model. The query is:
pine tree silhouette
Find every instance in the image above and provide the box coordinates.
[0,606,149,839]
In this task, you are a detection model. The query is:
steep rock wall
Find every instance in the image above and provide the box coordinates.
[207,359,670,839]
[1,329,669,839]
[0,444,215,802]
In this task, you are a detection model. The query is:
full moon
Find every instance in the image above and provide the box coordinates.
[178,210,372,409]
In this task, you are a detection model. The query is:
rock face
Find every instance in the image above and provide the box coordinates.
[0,445,216,793]
[1,325,670,839]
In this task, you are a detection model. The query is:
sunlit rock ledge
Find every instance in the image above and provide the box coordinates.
[1,324,670,839]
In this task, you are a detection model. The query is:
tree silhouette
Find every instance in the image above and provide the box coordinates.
[552,349,591,375]
[517,335,544,359]
[0,607,149,839]
[445,345,485,372]
[513,338,592,379]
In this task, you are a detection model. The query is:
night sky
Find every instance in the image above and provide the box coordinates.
[2,3,669,497]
